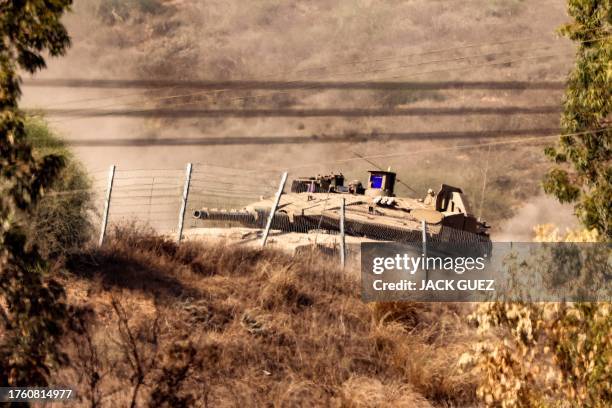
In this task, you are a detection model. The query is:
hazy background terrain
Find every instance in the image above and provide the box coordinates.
[21,0,579,237]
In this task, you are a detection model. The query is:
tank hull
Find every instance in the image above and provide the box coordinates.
[194,202,491,255]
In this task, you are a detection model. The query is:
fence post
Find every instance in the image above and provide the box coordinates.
[261,171,288,247]
[421,220,428,282]
[177,163,193,243]
[340,197,346,268]
[147,177,155,222]
[98,165,116,247]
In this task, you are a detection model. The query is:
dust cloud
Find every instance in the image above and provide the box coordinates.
[20,0,576,234]
[492,195,579,241]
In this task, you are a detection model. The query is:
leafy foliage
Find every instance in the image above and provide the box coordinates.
[24,117,94,258]
[0,0,73,388]
[464,301,611,407]
[461,227,611,407]
[543,0,612,240]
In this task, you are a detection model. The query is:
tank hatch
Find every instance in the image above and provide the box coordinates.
[365,170,396,197]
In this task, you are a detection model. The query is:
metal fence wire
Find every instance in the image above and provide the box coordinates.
[102,168,185,238]
[75,163,492,268]
[185,164,281,232]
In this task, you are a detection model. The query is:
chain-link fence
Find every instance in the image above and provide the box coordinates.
[63,163,493,269]
[185,164,282,231]
[105,168,184,232]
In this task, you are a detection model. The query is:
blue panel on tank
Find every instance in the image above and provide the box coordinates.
[370,175,383,189]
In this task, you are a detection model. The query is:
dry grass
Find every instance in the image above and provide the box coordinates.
[56,225,477,407]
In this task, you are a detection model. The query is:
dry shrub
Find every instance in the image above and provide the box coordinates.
[25,116,94,259]
[339,376,433,408]
[368,311,477,405]
[275,380,332,407]
[461,226,611,407]
[259,265,314,311]
[148,338,201,408]
[464,301,611,407]
[60,295,201,407]
[60,225,478,406]
[370,301,463,332]
[179,298,234,331]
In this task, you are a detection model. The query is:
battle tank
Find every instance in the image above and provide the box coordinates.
[193,170,491,252]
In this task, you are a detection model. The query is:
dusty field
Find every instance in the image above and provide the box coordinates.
[22,0,577,235]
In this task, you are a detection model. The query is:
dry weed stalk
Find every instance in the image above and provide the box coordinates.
[111,298,160,408]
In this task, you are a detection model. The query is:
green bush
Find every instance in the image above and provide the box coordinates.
[23,116,94,258]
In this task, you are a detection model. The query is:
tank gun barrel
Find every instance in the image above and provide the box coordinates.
[193,209,258,225]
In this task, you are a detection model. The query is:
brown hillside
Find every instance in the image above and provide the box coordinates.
[58,226,477,407]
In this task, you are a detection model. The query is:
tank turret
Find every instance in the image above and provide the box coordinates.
[193,170,491,253]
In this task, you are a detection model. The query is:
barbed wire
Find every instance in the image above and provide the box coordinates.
[195,127,612,174]
[46,124,611,243]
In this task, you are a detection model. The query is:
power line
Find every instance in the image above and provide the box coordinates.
[28,34,602,119]
[251,127,612,173]
[25,34,565,91]
[45,51,574,124]
[21,28,609,121]
[144,50,573,109]
[308,43,562,78]
[39,42,573,116]
[55,127,562,147]
[97,128,612,180]
[38,106,562,118]
[46,127,610,197]
[29,33,610,116]
[25,29,608,92]
[36,86,185,108]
